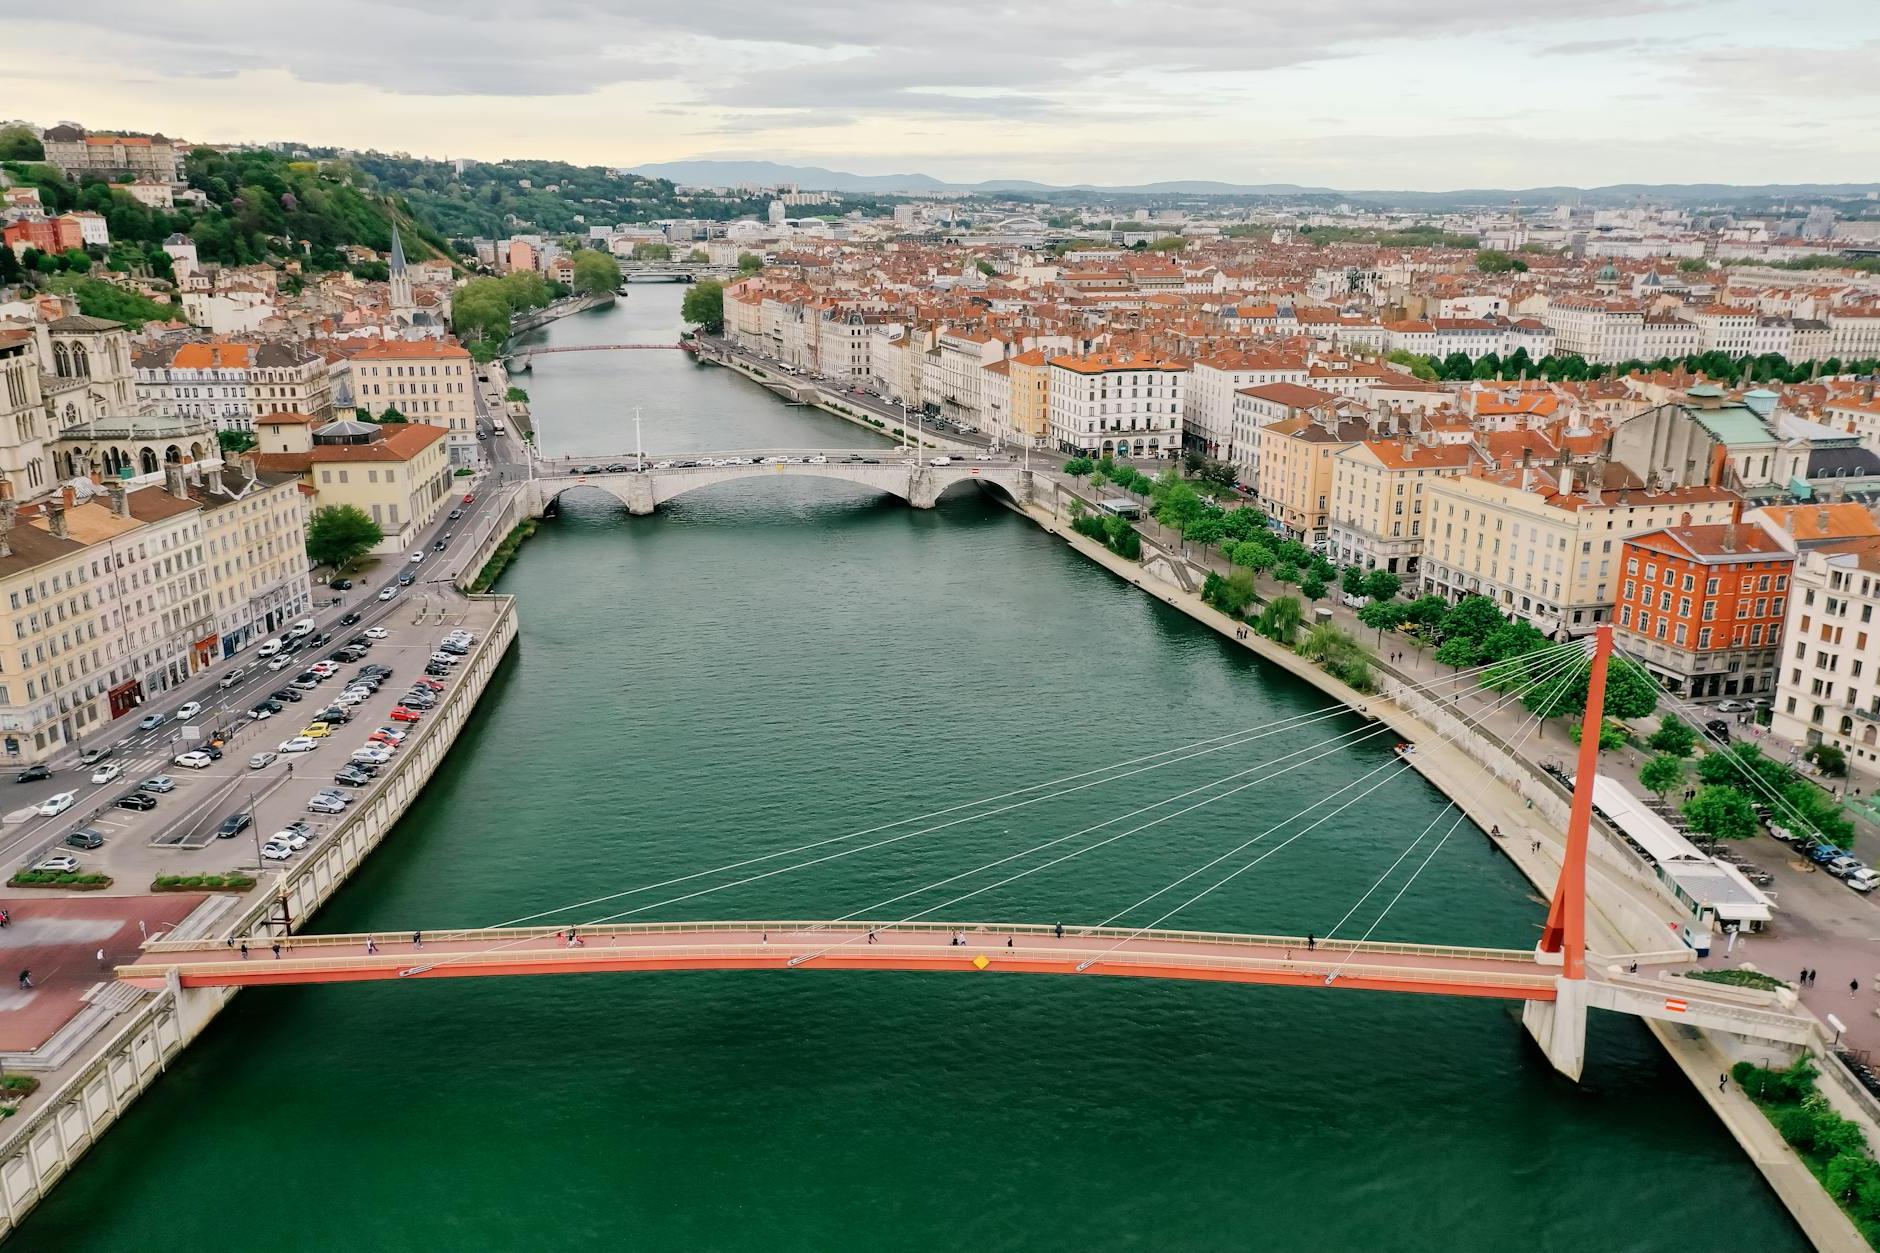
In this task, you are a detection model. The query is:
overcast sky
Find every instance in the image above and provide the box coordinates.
[12,0,1879,189]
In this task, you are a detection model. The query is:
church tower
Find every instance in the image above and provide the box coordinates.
[388,225,414,320]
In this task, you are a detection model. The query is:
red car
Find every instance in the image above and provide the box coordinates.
[462,493,475,504]
[388,706,422,723]
[410,678,444,691]
[367,731,402,746]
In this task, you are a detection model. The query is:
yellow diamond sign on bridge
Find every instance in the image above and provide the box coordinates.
[973,955,990,970]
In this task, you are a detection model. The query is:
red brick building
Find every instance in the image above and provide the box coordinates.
[1616,524,1793,700]
[2,217,83,258]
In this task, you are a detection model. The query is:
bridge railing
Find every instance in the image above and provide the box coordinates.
[141,918,1537,962]
[126,944,1556,992]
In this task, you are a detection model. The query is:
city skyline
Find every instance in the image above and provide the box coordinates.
[10,0,1880,189]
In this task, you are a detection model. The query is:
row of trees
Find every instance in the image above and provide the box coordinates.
[1388,344,1880,387]
[450,271,556,360]
[1635,728,1853,848]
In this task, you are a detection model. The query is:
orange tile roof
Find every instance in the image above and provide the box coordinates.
[345,340,470,360]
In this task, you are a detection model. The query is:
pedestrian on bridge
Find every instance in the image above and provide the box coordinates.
[1054,922,1064,940]
[1853,978,1861,998]
[272,942,282,960]
[1307,933,1316,951]
[16,970,29,990]
[240,943,248,960]
[1719,1072,1728,1092]
[412,931,423,948]
[366,937,379,955]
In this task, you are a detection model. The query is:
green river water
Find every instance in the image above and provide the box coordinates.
[15,289,1808,1252]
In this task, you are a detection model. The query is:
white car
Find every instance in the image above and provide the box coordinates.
[363,627,389,640]
[277,737,319,754]
[259,839,294,861]
[310,661,340,677]
[173,751,214,769]
[378,587,398,602]
[1714,700,1751,714]
[249,751,278,770]
[175,701,203,722]
[89,763,122,785]
[37,791,76,816]
[257,639,284,658]
[272,826,311,851]
[409,552,426,564]
[33,854,79,873]
[335,689,371,707]
[268,655,294,671]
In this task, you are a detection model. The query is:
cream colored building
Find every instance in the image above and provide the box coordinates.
[1421,462,1737,637]
[1329,440,1475,576]
[1770,540,1880,777]
[1255,413,1371,542]
[345,341,477,465]
[256,419,451,554]
[1007,349,1052,448]
[193,461,313,656]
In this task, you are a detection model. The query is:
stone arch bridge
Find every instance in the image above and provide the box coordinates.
[526,450,1040,517]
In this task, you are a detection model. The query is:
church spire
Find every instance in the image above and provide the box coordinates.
[388,223,414,316]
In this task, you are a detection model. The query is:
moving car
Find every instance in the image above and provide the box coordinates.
[37,792,76,816]
[14,764,51,784]
[1714,699,1751,714]
[257,639,284,658]
[175,701,203,721]
[397,571,416,587]
[140,775,176,793]
[137,712,166,731]
[79,747,112,767]
[174,751,214,769]
[249,751,278,770]
[339,612,362,626]
[89,763,122,785]
[114,792,158,812]
[218,667,246,690]
[463,493,475,504]
[268,655,295,671]
[289,619,316,637]
[378,587,398,602]
[215,812,252,839]
[409,552,426,564]
[448,508,463,521]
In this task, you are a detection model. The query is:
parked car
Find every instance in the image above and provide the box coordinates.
[14,764,51,784]
[388,706,422,723]
[215,812,252,839]
[329,578,354,591]
[1714,699,1751,714]
[140,775,176,793]
[364,627,389,640]
[277,821,314,848]
[300,723,332,738]
[1849,868,1880,893]
[114,792,158,812]
[292,675,321,691]
[34,854,80,874]
[175,701,203,721]
[260,838,294,861]
[90,763,122,785]
[288,618,315,637]
[428,653,460,666]
[137,712,167,731]
[37,791,76,816]
[277,737,319,754]
[64,828,104,850]
[1807,842,1843,865]
[249,751,278,770]
[1828,855,1865,879]
[312,707,352,725]
[174,751,214,770]
[307,795,347,814]
[333,767,374,787]
[351,747,393,765]
[271,688,303,703]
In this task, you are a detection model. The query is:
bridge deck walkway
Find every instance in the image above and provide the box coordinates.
[122,921,1558,998]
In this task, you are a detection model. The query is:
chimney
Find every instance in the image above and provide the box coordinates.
[44,495,68,541]
[1818,505,1831,533]
[1558,463,1574,497]
[1722,524,1737,552]
[1866,371,1877,403]
[106,480,130,518]
[1584,461,1602,505]
[164,463,189,500]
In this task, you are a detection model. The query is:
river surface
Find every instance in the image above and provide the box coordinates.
[18,289,1806,1251]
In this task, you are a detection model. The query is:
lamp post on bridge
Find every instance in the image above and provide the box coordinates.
[634,406,643,469]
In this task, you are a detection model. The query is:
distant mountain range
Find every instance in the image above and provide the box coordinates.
[629,160,1880,207]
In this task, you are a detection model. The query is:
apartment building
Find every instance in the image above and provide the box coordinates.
[344,340,476,465]
[1185,348,1308,463]
[1230,382,1344,487]
[40,126,181,185]
[1328,439,1474,576]
[1047,352,1186,459]
[1422,461,1737,637]
[1007,349,1052,447]
[1769,539,1880,776]
[255,419,451,553]
[1256,412,1372,543]
[135,340,334,432]
[1614,524,1791,700]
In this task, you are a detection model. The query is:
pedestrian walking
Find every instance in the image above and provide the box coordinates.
[1801,968,1810,985]
[1006,936,1014,948]
[366,937,379,955]
[1054,922,1064,940]
[412,930,423,948]
[1307,933,1316,951]
[1719,1072,1728,1092]
[1490,825,1501,839]
[16,970,30,990]
[96,947,106,969]
[272,942,282,960]
[240,943,249,960]
[1853,978,1861,998]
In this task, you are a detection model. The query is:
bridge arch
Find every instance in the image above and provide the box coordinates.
[533,458,1030,518]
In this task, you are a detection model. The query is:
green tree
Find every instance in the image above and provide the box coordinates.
[1297,623,1375,691]
[1300,574,1327,602]
[216,430,257,454]
[572,249,622,294]
[1569,720,1628,751]
[737,252,764,274]
[376,405,408,424]
[630,241,672,262]
[1358,597,1405,643]
[1682,785,1758,842]
[1523,653,1657,722]
[1696,741,1795,794]
[1781,781,1855,848]
[1474,249,1527,274]
[1646,715,1698,757]
[1804,742,1848,777]
[1479,619,1547,662]
[1062,456,1095,477]
[681,279,725,333]
[0,126,43,161]
[975,258,998,277]
[1341,565,1368,598]
[1434,635,1481,671]
[1254,595,1304,645]
[1362,569,1401,602]
[350,260,390,282]
[1639,753,1688,799]
[1385,349,1438,381]
[305,504,383,571]
[686,248,709,263]
[62,248,92,274]
[1440,595,1504,643]
[0,246,19,286]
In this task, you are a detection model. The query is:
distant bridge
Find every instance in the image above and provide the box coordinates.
[530,448,1034,515]
[508,342,684,370]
